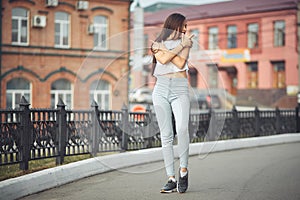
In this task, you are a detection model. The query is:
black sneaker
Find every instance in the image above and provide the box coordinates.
[160,179,177,193]
[177,169,188,193]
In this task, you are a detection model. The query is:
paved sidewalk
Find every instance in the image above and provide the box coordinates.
[19,142,300,200]
[1,133,300,200]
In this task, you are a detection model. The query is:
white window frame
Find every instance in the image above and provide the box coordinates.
[227,25,237,49]
[190,29,199,51]
[50,79,73,109]
[6,90,31,109]
[93,16,108,50]
[247,23,259,49]
[6,78,31,109]
[89,80,111,110]
[274,20,285,47]
[54,12,70,48]
[12,8,29,46]
[208,27,218,50]
[208,65,218,88]
[51,90,73,108]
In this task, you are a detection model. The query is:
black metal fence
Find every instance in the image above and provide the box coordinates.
[1,96,299,170]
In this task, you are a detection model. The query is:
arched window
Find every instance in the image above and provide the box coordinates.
[55,12,70,48]
[12,8,29,45]
[93,16,108,49]
[90,80,111,109]
[51,79,73,108]
[6,78,31,108]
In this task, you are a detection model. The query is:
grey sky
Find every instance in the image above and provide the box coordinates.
[130,0,231,10]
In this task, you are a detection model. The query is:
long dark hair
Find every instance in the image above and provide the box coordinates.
[151,13,186,75]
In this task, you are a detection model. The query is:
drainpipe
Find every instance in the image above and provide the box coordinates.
[297,2,300,106]
[127,0,134,105]
[0,0,2,107]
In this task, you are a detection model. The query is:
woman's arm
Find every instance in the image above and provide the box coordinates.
[157,42,191,69]
[152,34,193,65]
[170,46,191,69]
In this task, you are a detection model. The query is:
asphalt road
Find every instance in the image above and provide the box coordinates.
[20,142,300,200]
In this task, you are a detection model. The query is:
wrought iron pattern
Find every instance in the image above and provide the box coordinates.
[1,103,299,168]
[219,111,235,139]
[189,112,209,142]
[127,111,161,150]
[98,111,122,151]
[66,111,92,155]
[31,109,57,159]
[238,111,256,137]
[278,109,296,133]
[0,110,21,165]
[259,110,276,136]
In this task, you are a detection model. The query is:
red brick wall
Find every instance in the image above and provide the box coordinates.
[1,0,132,109]
[144,9,298,96]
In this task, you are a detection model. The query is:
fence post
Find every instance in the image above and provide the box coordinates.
[19,96,31,170]
[121,104,128,151]
[275,107,281,134]
[91,100,100,156]
[232,106,239,138]
[207,108,216,141]
[56,98,67,165]
[296,104,300,133]
[144,104,152,148]
[254,106,260,136]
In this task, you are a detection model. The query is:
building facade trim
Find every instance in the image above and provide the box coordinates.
[58,2,76,10]
[9,0,35,5]
[2,51,126,60]
[3,44,125,53]
[91,6,114,14]
[1,66,118,82]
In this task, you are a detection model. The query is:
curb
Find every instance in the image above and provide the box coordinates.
[1,133,300,200]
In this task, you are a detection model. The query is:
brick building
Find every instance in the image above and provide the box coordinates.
[1,0,133,109]
[141,0,299,108]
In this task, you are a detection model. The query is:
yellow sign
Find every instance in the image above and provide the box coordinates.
[221,49,250,63]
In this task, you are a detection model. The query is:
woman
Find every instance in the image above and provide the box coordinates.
[151,13,193,193]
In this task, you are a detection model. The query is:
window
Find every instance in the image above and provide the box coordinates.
[6,78,31,108]
[90,80,111,109]
[12,8,29,45]
[55,12,70,48]
[51,79,72,108]
[143,34,149,55]
[189,68,198,87]
[274,21,285,47]
[208,27,218,50]
[271,61,285,88]
[246,62,258,88]
[247,23,259,49]
[207,64,218,88]
[190,29,199,51]
[94,16,108,49]
[227,25,237,48]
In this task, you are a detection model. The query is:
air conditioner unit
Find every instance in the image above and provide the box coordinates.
[77,1,89,10]
[32,15,47,28]
[45,0,58,7]
[87,24,94,34]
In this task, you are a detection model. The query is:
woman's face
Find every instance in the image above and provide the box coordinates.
[166,18,187,40]
[181,20,188,34]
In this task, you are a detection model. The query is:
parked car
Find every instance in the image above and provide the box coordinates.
[129,87,153,103]
[190,91,222,111]
[207,94,222,109]
[190,94,209,111]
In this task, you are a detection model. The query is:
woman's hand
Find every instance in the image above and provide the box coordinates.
[181,34,194,48]
[151,41,168,53]
[151,41,159,53]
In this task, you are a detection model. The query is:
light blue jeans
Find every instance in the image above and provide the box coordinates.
[152,76,190,177]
